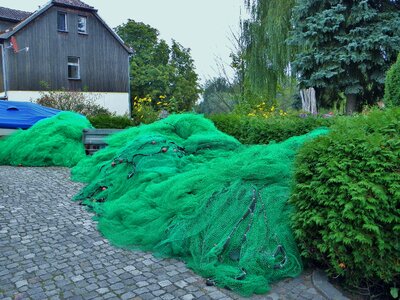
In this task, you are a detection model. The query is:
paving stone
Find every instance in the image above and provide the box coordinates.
[137,280,149,287]
[175,280,188,288]
[15,280,28,288]
[209,290,228,299]
[0,167,328,300]
[141,292,155,300]
[135,287,150,294]
[71,275,85,282]
[161,294,175,300]
[153,289,166,296]
[121,291,136,300]
[96,287,110,294]
[158,280,173,287]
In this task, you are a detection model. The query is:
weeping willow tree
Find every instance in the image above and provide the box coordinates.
[242,0,296,105]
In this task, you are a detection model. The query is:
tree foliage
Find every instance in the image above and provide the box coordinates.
[198,77,240,115]
[384,53,400,107]
[290,0,400,114]
[240,0,296,104]
[115,20,201,112]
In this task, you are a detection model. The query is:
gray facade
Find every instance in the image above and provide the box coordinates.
[0,1,132,96]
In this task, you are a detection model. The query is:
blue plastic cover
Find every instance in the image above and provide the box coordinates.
[0,101,61,129]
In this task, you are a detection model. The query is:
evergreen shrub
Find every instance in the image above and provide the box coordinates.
[291,108,400,291]
[88,114,135,129]
[209,114,336,144]
[384,53,400,107]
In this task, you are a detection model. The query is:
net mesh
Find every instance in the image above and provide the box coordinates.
[72,114,328,295]
[0,111,91,167]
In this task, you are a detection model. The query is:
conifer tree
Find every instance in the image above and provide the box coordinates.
[290,0,400,114]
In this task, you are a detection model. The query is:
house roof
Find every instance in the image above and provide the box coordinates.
[0,6,32,23]
[0,1,133,54]
[52,0,96,12]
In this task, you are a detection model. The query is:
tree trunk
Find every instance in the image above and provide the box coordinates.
[300,88,317,114]
[346,94,357,115]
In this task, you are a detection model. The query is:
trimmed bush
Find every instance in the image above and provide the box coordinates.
[88,114,135,129]
[384,53,400,107]
[209,114,336,144]
[291,108,400,291]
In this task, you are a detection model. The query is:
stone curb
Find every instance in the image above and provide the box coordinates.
[312,269,349,300]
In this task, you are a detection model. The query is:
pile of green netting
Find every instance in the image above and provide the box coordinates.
[0,111,91,167]
[72,114,328,296]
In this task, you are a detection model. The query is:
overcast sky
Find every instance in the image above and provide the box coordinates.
[2,0,246,84]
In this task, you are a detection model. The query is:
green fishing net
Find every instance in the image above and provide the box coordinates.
[72,114,328,296]
[0,111,91,167]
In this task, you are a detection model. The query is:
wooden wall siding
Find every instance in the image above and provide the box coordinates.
[6,6,129,93]
[0,20,16,32]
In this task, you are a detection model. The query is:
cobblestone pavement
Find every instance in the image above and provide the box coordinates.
[0,166,326,300]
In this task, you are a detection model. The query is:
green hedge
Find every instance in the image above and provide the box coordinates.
[384,53,400,107]
[88,114,135,129]
[291,108,400,291]
[209,114,336,144]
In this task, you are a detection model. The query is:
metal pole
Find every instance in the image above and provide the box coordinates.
[0,43,8,99]
[128,54,132,118]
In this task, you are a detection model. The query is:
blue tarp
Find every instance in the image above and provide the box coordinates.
[0,101,61,129]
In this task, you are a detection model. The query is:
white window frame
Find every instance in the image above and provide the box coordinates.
[77,15,87,34]
[68,57,80,80]
[57,12,68,32]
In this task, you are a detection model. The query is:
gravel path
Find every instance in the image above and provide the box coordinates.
[0,166,325,300]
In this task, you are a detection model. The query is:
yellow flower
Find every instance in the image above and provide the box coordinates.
[270,106,275,112]
[157,102,162,105]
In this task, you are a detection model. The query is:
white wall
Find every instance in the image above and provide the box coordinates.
[6,91,130,116]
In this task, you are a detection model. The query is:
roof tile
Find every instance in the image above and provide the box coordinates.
[52,0,96,11]
[0,6,32,22]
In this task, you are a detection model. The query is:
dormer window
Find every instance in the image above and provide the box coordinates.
[57,12,67,32]
[78,16,87,34]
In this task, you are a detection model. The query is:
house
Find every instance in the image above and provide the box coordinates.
[0,0,133,115]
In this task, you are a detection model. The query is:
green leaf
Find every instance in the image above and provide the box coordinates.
[390,287,399,299]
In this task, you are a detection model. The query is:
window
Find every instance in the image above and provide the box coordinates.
[57,12,67,32]
[77,16,87,34]
[68,57,80,79]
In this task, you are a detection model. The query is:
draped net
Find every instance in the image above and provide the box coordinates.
[0,112,90,167]
[71,113,327,295]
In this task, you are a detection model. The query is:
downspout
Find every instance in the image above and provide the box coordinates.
[0,43,8,99]
[128,54,132,118]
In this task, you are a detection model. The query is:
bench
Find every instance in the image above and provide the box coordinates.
[0,128,17,139]
[82,129,123,155]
